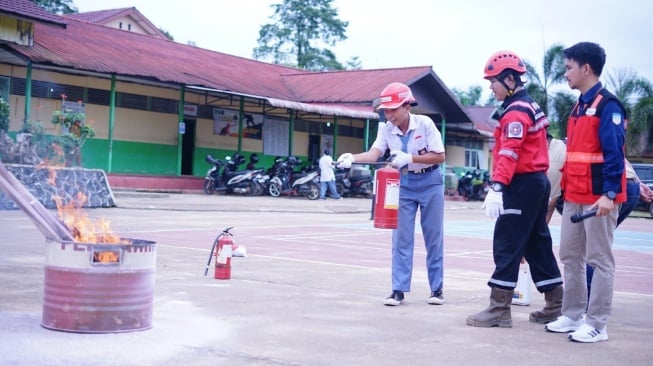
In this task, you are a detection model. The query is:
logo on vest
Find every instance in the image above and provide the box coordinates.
[586,108,597,116]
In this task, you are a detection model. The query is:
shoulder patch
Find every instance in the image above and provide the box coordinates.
[612,113,622,125]
[506,122,523,139]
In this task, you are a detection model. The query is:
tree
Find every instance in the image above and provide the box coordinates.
[605,68,653,155]
[452,86,484,106]
[522,44,566,117]
[30,0,77,14]
[548,92,576,138]
[253,0,349,71]
[345,56,362,70]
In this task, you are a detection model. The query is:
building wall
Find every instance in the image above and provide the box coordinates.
[0,65,340,176]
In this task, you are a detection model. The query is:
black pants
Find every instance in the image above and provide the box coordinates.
[489,172,563,292]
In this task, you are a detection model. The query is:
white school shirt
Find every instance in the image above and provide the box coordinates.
[371,114,444,172]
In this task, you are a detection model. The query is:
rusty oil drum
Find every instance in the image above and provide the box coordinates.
[42,239,156,333]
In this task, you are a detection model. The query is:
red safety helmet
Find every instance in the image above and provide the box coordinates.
[483,50,526,79]
[377,82,416,109]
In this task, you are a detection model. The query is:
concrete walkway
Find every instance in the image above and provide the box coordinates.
[1,192,651,365]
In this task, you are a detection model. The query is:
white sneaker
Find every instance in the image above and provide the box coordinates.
[568,324,608,343]
[545,315,583,333]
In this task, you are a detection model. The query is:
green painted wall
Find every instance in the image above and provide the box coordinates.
[82,139,178,175]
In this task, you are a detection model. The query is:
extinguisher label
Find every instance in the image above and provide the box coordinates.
[384,179,400,209]
[217,244,232,264]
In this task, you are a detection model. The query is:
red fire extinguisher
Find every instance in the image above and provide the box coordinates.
[373,166,400,229]
[215,233,234,279]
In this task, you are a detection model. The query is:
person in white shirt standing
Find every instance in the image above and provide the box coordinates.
[318,149,341,200]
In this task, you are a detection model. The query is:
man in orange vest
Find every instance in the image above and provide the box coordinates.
[545,42,627,343]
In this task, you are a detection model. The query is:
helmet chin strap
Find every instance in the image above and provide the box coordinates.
[499,79,516,97]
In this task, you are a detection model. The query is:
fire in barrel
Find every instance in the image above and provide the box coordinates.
[42,192,157,333]
[0,162,156,333]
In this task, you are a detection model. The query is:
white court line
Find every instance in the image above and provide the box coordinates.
[157,244,653,297]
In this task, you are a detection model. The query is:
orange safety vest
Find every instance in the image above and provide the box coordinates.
[562,89,626,204]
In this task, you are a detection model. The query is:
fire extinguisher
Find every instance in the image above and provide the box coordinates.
[215,233,234,280]
[373,166,400,229]
[204,226,235,279]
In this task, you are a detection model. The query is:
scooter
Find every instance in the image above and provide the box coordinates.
[334,165,373,198]
[203,153,268,196]
[457,169,489,201]
[267,156,320,200]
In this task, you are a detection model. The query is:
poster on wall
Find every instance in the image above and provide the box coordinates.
[213,107,264,140]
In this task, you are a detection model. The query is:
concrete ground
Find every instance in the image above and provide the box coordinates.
[0,192,651,366]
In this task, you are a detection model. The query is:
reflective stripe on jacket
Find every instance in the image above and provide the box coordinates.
[492,91,549,185]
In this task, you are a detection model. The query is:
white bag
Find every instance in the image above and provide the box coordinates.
[512,262,531,306]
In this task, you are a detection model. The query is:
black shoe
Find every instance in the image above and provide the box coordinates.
[384,290,404,306]
[428,289,444,305]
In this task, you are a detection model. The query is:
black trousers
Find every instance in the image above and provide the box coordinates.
[489,172,563,292]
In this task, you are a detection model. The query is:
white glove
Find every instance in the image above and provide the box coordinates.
[389,150,413,169]
[482,190,504,218]
[336,153,355,169]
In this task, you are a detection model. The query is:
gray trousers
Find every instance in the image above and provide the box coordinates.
[559,201,619,329]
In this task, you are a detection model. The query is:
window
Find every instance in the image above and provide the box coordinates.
[465,149,480,168]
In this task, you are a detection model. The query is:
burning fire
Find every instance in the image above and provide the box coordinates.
[55,191,128,244]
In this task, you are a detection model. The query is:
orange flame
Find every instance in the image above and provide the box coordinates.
[55,192,128,244]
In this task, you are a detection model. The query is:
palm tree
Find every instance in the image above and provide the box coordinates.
[605,68,653,155]
[523,44,567,117]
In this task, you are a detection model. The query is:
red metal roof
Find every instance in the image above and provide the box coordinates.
[21,18,300,100]
[0,0,66,27]
[64,7,134,24]
[3,8,471,122]
[283,67,433,103]
[64,7,167,38]
[465,106,498,135]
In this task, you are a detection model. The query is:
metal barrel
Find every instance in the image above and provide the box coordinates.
[41,239,157,333]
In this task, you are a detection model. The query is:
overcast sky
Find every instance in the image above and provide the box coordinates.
[72,0,653,99]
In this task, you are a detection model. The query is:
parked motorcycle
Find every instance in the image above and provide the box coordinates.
[334,165,373,198]
[457,169,489,201]
[267,156,320,200]
[203,153,268,196]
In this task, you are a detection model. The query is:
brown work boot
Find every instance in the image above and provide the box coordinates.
[466,287,513,328]
[529,285,563,324]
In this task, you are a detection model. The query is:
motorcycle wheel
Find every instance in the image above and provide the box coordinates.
[359,182,373,198]
[304,182,320,200]
[335,182,346,197]
[268,181,282,197]
[203,179,216,195]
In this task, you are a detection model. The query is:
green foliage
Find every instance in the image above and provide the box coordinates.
[0,98,9,132]
[523,44,566,117]
[253,0,350,71]
[548,92,576,138]
[452,86,484,106]
[345,56,362,70]
[604,68,653,155]
[159,28,174,41]
[29,0,77,14]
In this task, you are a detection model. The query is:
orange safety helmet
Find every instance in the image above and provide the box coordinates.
[377,82,416,109]
[483,50,527,80]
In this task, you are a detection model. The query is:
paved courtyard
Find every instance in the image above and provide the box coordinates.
[1,192,651,365]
